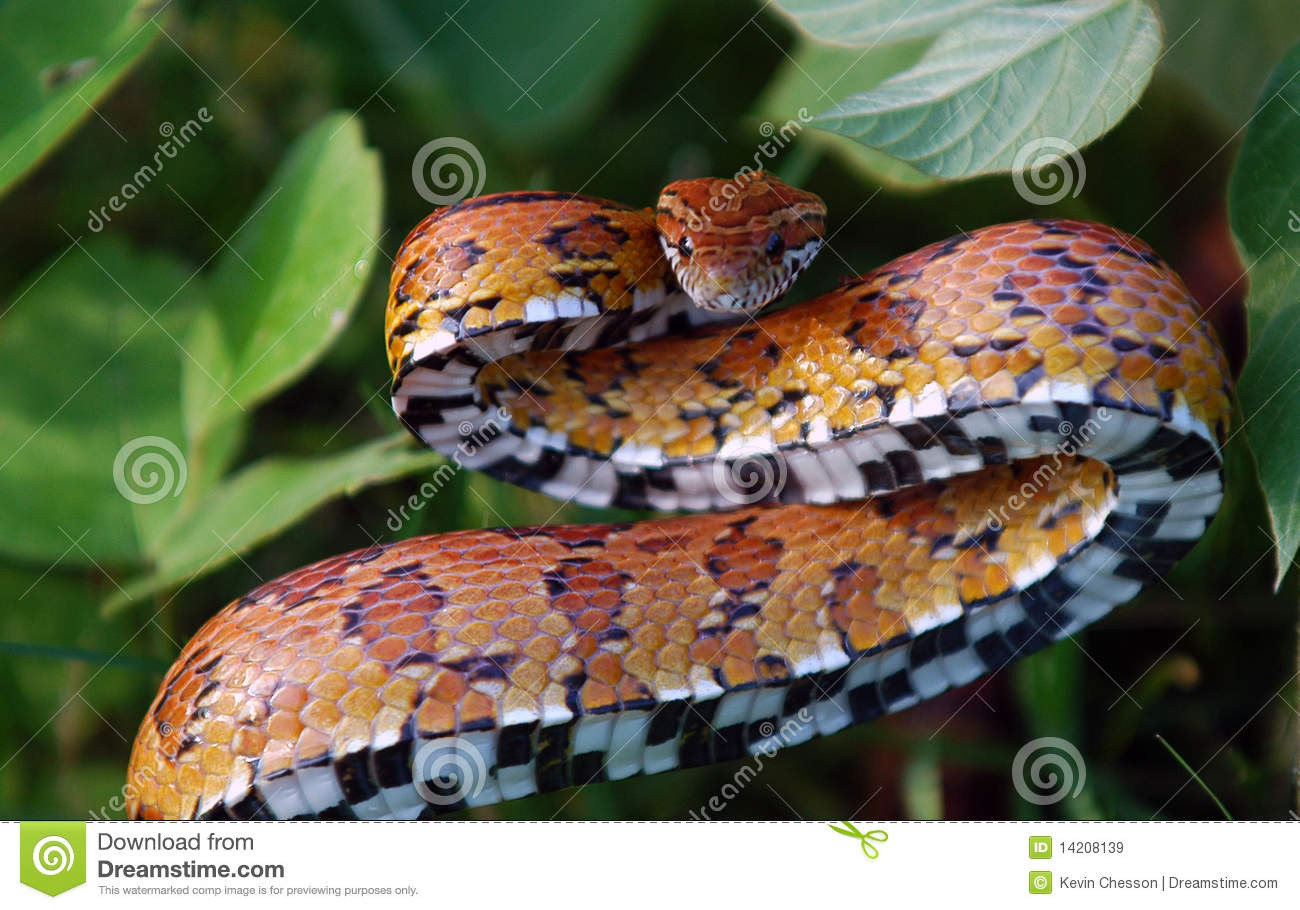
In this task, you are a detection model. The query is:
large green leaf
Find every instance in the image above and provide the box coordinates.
[774,0,1005,46]
[104,436,440,613]
[182,112,382,455]
[756,38,936,190]
[1228,43,1300,585]
[0,0,159,197]
[0,239,196,566]
[809,0,1161,178]
[1157,0,1300,128]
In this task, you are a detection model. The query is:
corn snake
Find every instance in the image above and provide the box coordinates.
[127,172,1231,819]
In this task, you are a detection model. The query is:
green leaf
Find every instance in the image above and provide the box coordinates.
[756,38,937,191]
[388,0,662,145]
[1228,42,1300,584]
[0,238,198,566]
[809,0,1161,178]
[774,0,1006,46]
[182,112,382,454]
[104,435,440,614]
[0,0,159,197]
[1157,0,1300,128]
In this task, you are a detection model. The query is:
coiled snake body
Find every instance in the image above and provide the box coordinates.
[127,173,1230,819]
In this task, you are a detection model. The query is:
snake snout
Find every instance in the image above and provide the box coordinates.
[669,238,825,313]
[656,170,827,314]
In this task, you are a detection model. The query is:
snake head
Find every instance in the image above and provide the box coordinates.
[656,170,826,314]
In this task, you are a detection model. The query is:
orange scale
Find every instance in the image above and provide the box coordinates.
[970,312,1004,333]
[413,699,455,737]
[1019,255,1057,272]
[1120,352,1157,382]
[1025,287,1065,307]
[456,621,495,647]
[1155,364,1188,391]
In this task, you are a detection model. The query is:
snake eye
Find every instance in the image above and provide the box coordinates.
[765,232,785,259]
[678,237,693,258]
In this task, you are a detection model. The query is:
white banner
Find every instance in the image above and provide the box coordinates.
[4,821,1296,907]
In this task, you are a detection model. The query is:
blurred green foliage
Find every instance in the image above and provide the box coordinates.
[0,0,1296,821]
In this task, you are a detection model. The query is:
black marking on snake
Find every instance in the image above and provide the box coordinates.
[1014,364,1048,396]
[678,698,720,768]
[496,722,537,768]
[953,338,985,357]
[381,561,424,579]
[646,699,688,746]
[1039,501,1082,530]
[1070,322,1107,338]
[587,212,632,246]
[847,679,888,723]
[341,599,371,636]
[534,722,574,792]
[1010,305,1046,320]
[224,785,274,821]
[859,459,897,494]
[334,750,380,805]
[879,670,913,707]
[955,524,1003,553]
[885,450,923,487]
